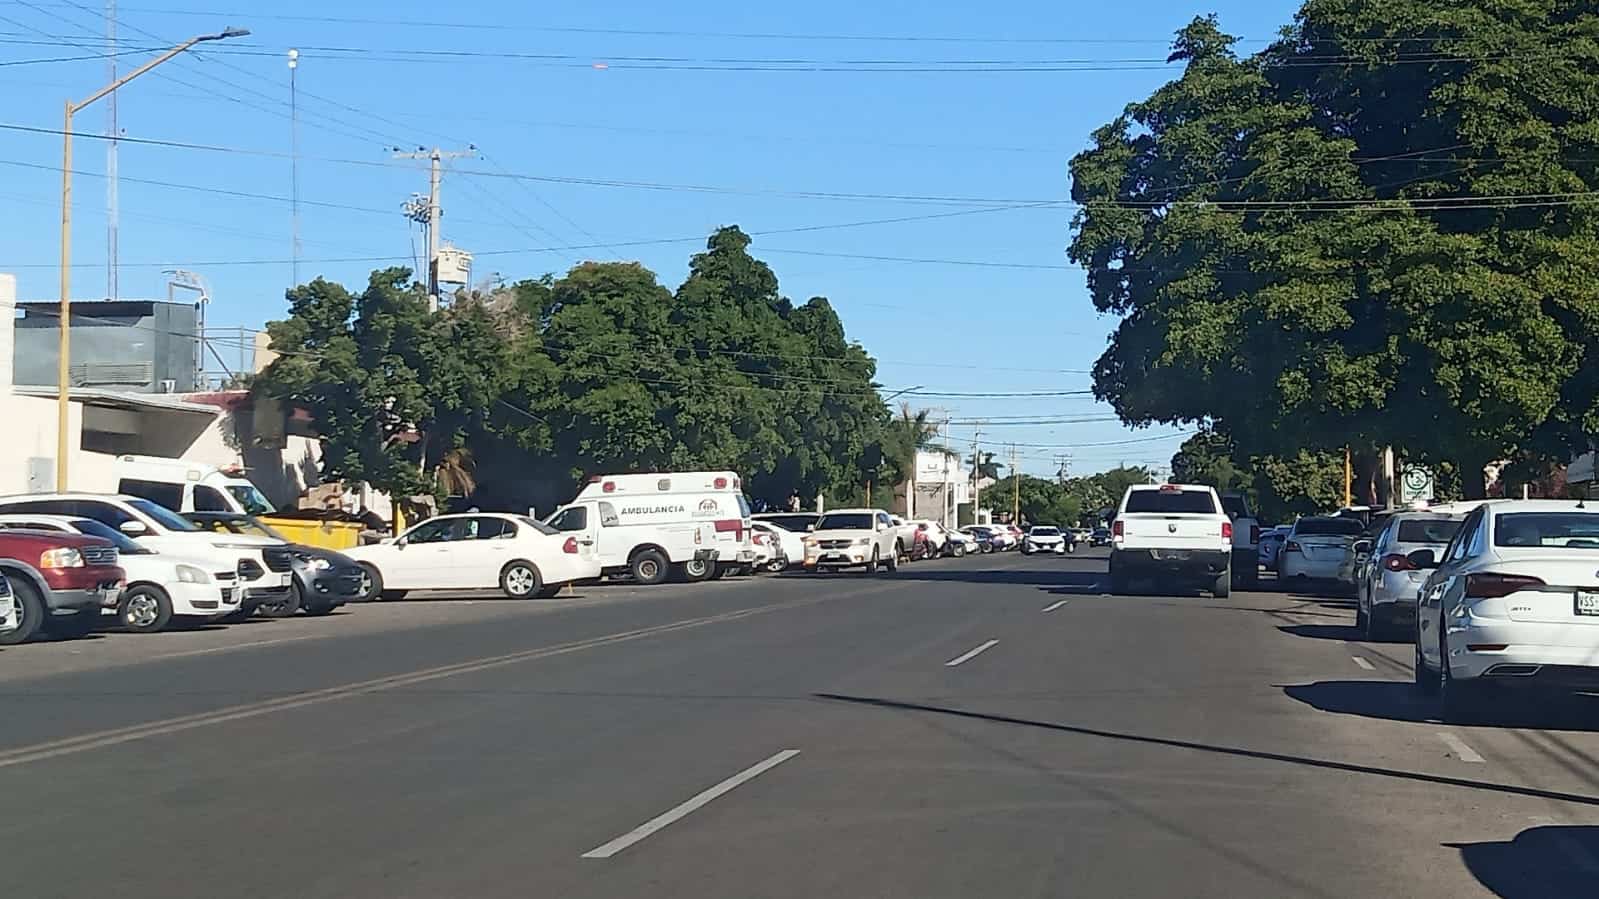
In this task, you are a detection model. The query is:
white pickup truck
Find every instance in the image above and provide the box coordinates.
[1109,483,1233,597]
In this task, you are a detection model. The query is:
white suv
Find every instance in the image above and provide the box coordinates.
[802,509,900,573]
[0,494,290,618]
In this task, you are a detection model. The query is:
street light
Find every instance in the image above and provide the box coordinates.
[55,25,249,490]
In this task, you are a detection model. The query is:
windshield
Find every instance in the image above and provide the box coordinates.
[518,516,560,536]
[225,484,277,515]
[128,499,199,532]
[816,513,874,531]
[1396,519,1463,545]
[1294,518,1365,537]
[68,519,151,554]
[1030,527,1059,536]
[758,514,818,533]
[1124,489,1218,514]
[1494,513,1599,549]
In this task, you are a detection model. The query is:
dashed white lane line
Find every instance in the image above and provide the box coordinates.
[1350,656,1376,671]
[1438,731,1486,763]
[945,639,1000,667]
[581,749,802,858]
[1042,600,1069,612]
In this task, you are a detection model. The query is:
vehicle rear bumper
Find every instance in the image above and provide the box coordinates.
[1451,622,1599,682]
[1112,548,1229,579]
[1279,556,1345,581]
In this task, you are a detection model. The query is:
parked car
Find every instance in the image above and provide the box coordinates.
[0,528,124,644]
[1023,526,1067,555]
[1090,527,1112,547]
[1109,483,1233,597]
[1258,526,1290,572]
[0,514,241,632]
[185,513,364,616]
[937,525,975,557]
[802,509,900,573]
[986,525,1018,551]
[544,471,752,584]
[750,521,787,573]
[0,493,290,620]
[1353,511,1465,641]
[959,525,1000,553]
[886,515,922,560]
[0,570,16,635]
[345,512,603,599]
[1411,500,1599,721]
[751,512,818,570]
[1278,516,1366,590]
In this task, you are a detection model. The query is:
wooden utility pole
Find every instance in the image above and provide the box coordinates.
[1011,443,1020,523]
[1344,446,1353,507]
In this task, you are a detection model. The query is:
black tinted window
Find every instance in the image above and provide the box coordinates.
[759,515,818,533]
[549,507,588,532]
[69,500,135,528]
[1494,512,1599,549]
[0,500,72,517]
[1295,518,1365,536]
[119,479,184,511]
[1396,519,1463,545]
[1124,490,1218,514]
[1220,496,1250,519]
[469,517,515,539]
[818,514,874,530]
[193,485,230,513]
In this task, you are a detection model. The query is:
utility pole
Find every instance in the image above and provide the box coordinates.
[105,0,118,301]
[395,146,475,311]
[288,48,300,286]
[1344,446,1354,508]
[971,431,983,524]
[1011,443,1020,524]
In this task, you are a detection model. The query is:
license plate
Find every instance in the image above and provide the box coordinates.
[1151,550,1191,561]
[824,553,846,562]
[1576,591,1599,616]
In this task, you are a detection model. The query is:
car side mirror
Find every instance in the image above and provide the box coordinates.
[1353,539,1373,555]
[119,520,148,536]
[1407,548,1438,569]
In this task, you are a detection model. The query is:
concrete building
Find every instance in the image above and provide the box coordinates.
[12,299,199,393]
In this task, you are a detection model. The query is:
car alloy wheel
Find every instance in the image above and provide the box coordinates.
[504,564,538,597]
[125,593,160,628]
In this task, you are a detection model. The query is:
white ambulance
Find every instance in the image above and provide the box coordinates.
[543,471,755,585]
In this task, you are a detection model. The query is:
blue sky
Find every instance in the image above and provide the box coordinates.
[0,0,1298,476]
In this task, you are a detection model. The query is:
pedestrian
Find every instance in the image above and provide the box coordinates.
[787,490,802,512]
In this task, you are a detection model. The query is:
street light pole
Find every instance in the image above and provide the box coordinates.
[55,25,248,490]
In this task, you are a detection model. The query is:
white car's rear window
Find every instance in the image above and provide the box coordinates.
[1494,512,1599,549]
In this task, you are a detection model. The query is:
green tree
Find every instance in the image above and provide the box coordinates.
[1069,6,1599,498]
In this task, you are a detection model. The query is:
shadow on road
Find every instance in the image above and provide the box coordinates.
[1449,826,1599,897]
[1277,623,1365,642]
[1282,680,1599,733]
[812,692,1599,807]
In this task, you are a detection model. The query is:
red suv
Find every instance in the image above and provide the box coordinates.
[0,530,125,644]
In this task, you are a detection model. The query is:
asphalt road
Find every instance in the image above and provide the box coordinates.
[3,549,1597,898]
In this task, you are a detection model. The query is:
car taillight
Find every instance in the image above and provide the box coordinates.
[1284,541,1302,554]
[1112,521,1124,538]
[1465,572,1545,599]
[1249,525,1260,544]
[1382,553,1417,572]
[562,537,578,554]
[1222,521,1234,540]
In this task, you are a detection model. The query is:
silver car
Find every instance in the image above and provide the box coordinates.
[1353,511,1464,640]
[1412,500,1599,722]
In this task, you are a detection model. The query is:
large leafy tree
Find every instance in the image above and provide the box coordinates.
[1070,4,1599,498]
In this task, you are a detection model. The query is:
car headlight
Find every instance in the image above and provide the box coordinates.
[854,537,872,546]
[305,556,332,571]
[175,564,209,584]
[39,547,84,569]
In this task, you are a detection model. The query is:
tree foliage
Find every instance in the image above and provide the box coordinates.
[1070,3,1599,498]
[255,228,899,513]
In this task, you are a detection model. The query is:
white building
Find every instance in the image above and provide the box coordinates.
[909,448,970,527]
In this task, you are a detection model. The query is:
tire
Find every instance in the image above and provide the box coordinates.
[885,546,900,574]
[981,542,994,554]
[302,598,338,616]
[709,564,728,580]
[0,577,44,645]
[256,580,304,618]
[866,547,880,574]
[356,563,384,601]
[1211,568,1231,599]
[895,541,907,563]
[117,585,174,634]
[676,557,714,583]
[499,561,542,599]
[218,606,254,624]
[953,543,967,558]
[1414,623,1440,695]
[1439,632,1492,724]
[766,558,787,574]
[630,549,670,586]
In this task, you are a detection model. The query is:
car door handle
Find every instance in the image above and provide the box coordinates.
[579,539,595,546]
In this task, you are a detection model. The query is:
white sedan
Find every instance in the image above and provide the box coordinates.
[1022,526,1067,554]
[0,514,241,632]
[344,513,603,600]
[1414,500,1599,722]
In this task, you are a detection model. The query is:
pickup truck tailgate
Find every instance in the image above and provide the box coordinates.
[1119,514,1225,550]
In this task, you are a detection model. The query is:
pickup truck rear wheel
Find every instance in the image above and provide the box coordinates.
[630,550,670,585]
[1211,567,1232,599]
[0,578,44,645]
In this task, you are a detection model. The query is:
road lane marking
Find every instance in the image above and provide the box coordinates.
[1042,600,1069,612]
[945,639,1000,667]
[1438,732,1485,763]
[1351,656,1376,671]
[0,588,879,770]
[581,749,801,858]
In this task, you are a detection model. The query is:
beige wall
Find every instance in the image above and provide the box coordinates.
[0,392,85,494]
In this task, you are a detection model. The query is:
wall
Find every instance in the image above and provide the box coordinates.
[0,392,84,495]
[13,300,198,392]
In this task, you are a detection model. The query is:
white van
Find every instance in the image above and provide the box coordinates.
[544,471,755,585]
[112,455,277,516]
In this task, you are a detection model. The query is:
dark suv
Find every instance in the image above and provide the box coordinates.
[0,529,125,644]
